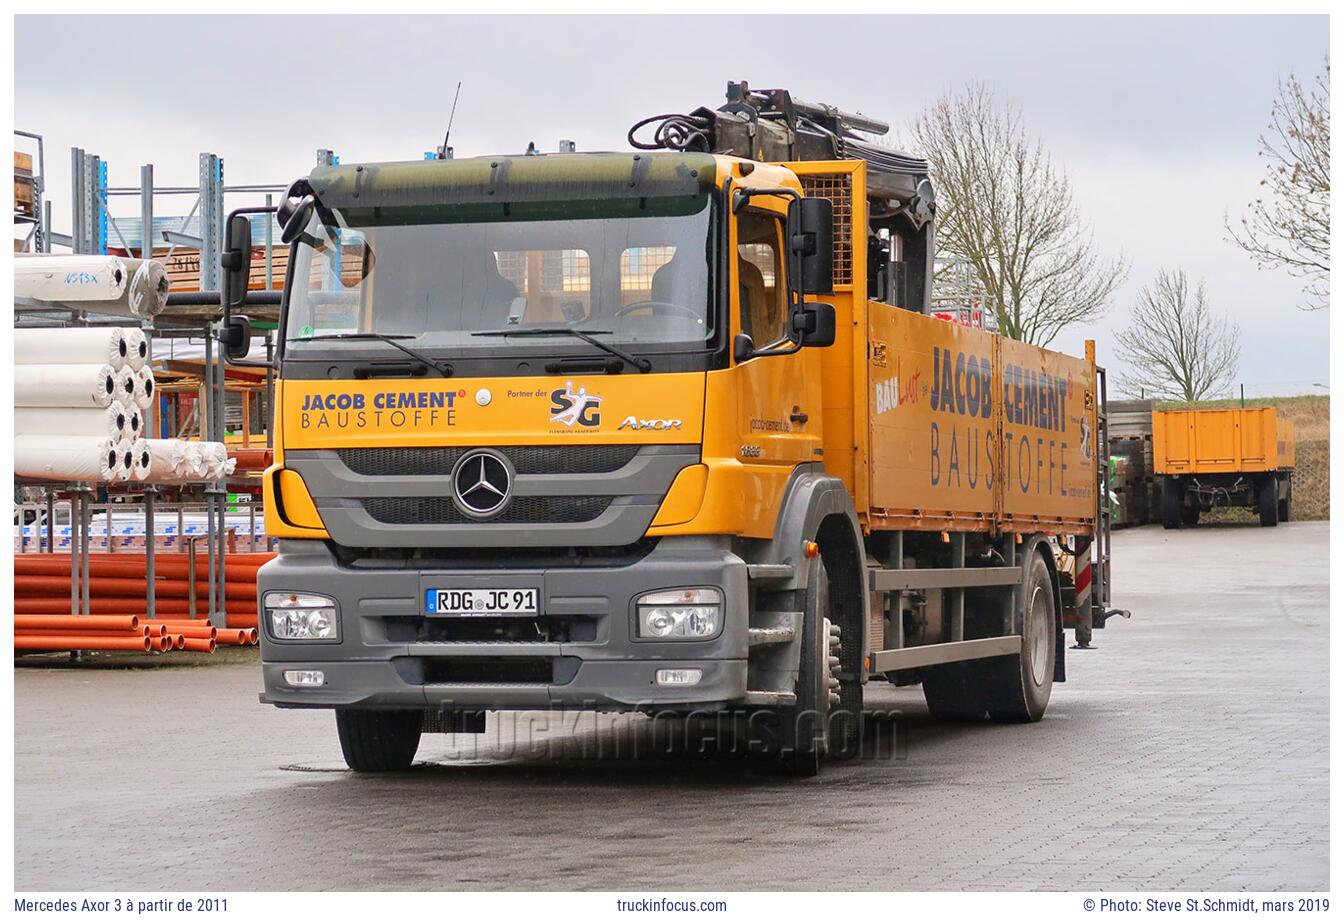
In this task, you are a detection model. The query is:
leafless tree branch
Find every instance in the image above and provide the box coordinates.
[909,83,1128,346]
[1115,269,1241,402]
[1225,57,1330,310]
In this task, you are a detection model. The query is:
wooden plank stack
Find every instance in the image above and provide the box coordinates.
[15,151,35,218]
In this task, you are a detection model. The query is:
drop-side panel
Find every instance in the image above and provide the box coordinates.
[864,303,1096,534]
[996,335,1098,527]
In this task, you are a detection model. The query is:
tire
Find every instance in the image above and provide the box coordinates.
[1278,477,1292,522]
[335,709,422,772]
[1180,503,1200,527]
[983,552,1056,722]
[1160,478,1184,530]
[771,561,835,776]
[1258,476,1279,528]
[921,661,988,721]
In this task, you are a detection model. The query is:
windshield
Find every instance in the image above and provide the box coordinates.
[283,196,715,356]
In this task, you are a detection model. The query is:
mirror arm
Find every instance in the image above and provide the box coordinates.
[221,205,280,368]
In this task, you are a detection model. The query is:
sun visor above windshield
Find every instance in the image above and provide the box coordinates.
[308,153,719,218]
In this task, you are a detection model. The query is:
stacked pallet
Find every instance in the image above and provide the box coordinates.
[1107,399,1157,528]
[12,552,272,654]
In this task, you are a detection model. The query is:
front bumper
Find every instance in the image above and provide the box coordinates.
[258,537,749,711]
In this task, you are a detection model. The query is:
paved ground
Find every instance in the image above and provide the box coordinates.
[14,522,1329,891]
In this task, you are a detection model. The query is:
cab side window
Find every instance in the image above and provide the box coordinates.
[736,210,787,346]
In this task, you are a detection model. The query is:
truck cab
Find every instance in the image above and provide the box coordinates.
[244,150,857,772]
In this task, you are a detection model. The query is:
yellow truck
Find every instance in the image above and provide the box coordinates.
[221,82,1125,774]
[1153,407,1295,528]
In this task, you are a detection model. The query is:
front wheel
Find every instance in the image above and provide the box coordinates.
[336,709,422,772]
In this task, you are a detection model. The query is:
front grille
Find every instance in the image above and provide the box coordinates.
[800,173,853,286]
[362,495,612,526]
[337,445,639,477]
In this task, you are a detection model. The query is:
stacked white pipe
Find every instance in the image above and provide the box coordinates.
[13,327,231,485]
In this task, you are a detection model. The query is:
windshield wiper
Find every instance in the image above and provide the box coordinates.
[471,327,651,373]
[295,333,453,377]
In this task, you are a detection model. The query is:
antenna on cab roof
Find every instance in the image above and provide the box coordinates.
[437,82,463,160]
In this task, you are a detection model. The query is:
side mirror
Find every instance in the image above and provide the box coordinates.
[280,194,317,245]
[788,197,834,295]
[224,314,252,361]
[793,301,836,348]
[221,214,253,311]
[733,333,755,363]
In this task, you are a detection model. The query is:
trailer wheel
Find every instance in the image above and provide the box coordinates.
[1258,476,1279,528]
[1160,478,1184,529]
[983,552,1056,723]
[335,709,422,772]
[1278,477,1292,522]
[1180,503,1200,527]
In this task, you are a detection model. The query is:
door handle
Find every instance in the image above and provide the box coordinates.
[790,411,809,424]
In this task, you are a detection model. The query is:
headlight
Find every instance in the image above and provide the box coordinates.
[265,592,339,641]
[636,587,722,639]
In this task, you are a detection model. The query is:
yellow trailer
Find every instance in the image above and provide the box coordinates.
[1152,407,1295,528]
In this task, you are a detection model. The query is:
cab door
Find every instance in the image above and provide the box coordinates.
[731,203,823,472]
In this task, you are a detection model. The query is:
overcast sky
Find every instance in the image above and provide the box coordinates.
[14,14,1330,396]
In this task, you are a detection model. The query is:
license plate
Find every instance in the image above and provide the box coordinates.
[425,587,540,616]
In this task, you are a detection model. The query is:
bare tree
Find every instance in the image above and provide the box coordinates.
[1115,269,1240,402]
[908,83,1127,346]
[1226,58,1330,310]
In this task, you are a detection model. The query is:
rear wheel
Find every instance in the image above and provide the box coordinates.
[1278,477,1292,522]
[1180,503,1200,527]
[922,552,1056,723]
[336,709,422,772]
[984,553,1056,722]
[1161,478,1184,529]
[1258,476,1279,528]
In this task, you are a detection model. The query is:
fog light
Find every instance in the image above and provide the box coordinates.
[636,587,723,639]
[265,592,339,641]
[283,669,325,687]
[656,668,703,687]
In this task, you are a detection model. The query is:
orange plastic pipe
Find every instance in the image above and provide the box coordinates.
[14,614,140,631]
[16,627,150,639]
[15,553,275,573]
[228,448,273,471]
[168,625,217,640]
[181,637,216,653]
[15,634,152,652]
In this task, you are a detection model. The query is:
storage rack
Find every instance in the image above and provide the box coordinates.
[13,134,334,634]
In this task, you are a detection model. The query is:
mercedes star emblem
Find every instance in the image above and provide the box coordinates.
[451,450,513,518]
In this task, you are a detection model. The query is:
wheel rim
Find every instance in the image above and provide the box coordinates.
[1027,585,1050,686]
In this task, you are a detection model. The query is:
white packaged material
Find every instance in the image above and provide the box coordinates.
[14,435,120,483]
[134,438,192,481]
[13,326,139,370]
[14,255,169,318]
[131,366,156,409]
[14,404,141,439]
[114,366,138,404]
[112,437,136,481]
[123,328,149,371]
[14,364,119,408]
